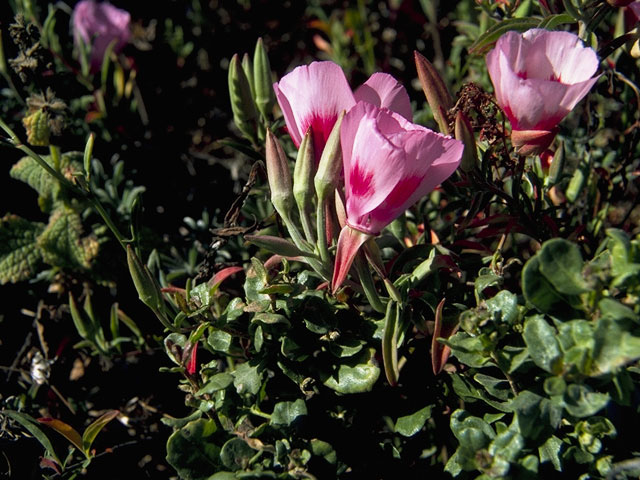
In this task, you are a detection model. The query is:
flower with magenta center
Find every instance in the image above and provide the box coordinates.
[72,0,131,73]
[331,102,464,291]
[273,61,412,162]
[486,28,599,155]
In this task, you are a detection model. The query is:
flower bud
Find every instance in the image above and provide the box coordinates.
[314,110,345,203]
[293,129,316,219]
[253,37,275,118]
[265,129,294,216]
[241,53,255,98]
[454,110,478,171]
[414,51,452,134]
[548,141,565,185]
[127,245,164,311]
[228,53,259,144]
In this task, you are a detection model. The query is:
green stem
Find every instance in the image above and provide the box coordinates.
[0,117,129,251]
[315,195,331,265]
[281,210,330,280]
[49,144,61,171]
[249,405,272,420]
[354,254,385,313]
[298,203,316,245]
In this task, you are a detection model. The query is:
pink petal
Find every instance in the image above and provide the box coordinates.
[366,129,463,229]
[274,61,355,154]
[354,72,413,121]
[72,1,130,72]
[487,29,599,132]
[523,29,599,84]
[341,102,463,234]
[341,103,406,229]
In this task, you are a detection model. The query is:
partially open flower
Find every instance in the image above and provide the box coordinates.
[332,102,464,291]
[486,29,599,155]
[273,61,411,162]
[72,0,131,72]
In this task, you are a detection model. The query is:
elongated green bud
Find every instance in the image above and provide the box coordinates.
[314,111,345,202]
[242,53,255,99]
[127,245,164,311]
[228,53,259,144]
[414,51,452,134]
[548,141,565,185]
[265,130,294,216]
[293,130,316,222]
[253,37,275,118]
[454,111,478,172]
[69,292,90,339]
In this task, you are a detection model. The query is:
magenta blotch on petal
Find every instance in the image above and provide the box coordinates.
[331,102,463,291]
[274,61,413,162]
[273,61,355,155]
[341,102,463,235]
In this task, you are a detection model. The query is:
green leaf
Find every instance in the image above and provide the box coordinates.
[591,315,640,376]
[233,361,263,396]
[450,410,495,453]
[310,439,337,465]
[270,399,307,426]
[244,258,270,303]
[563,384,609,418]
[219,437,255,471]
[522,255,574,315]
[82,410,119,457]
[10,152,84,210]
[511,391,562,437]
[37,417,83,451]
[537,13,575,29]
[208,330,233,353]
[321,348,380,394]
[537,239,588,295]
[197,373,234,396]
[474,374,512,401]
[2,410,61,465]
[395,405,433,437]
[485,290,519,325]
[252,312,290,326]
[38,206,97,270]
[327,336,365,358]
[489,419,524,463]
[0,214,45,284]
[538,435,563,471]
[166,419,220,480]
[523,315,563,374]
[468,17,541,54]
[443,332,492,368]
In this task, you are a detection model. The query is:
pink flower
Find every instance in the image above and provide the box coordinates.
[273,61,412,162]
[72,0,131,72]
[332,102,464,291]
[486,29,599,155]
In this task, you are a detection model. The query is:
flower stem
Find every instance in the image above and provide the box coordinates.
[315,195,331,266]
[354,254,385,313]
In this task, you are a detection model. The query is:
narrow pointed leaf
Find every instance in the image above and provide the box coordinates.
[82,410,120,456]
[37,417,83,452]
